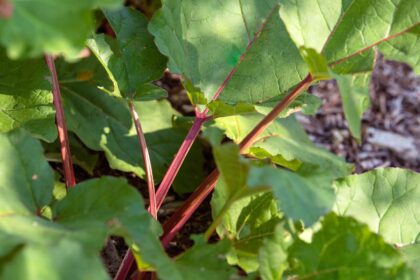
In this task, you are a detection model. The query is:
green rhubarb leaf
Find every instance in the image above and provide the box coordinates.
[57,56,203,193]
[174,236,237,279]
[0,130,190,280]
[0,0,122,59]
[0,129,54,214]
[0,132,236,279]
[0,238,108,280]
[87,6,167,99]
[280,0,420,139]
[212,190,282,273]
[258,223,289,280]
[214,113,351,181]
[254,92,321,117]
[400,244,420,275]
[379,25,420,74]
[212,140,337,231]
[0,49,56,142]
[248,166,336,226]
[211,140,337,272]
[43,133,99,176]
[299,47,330,80]
[149,0,308,108]
[289,213,417,279]
[281,0,420,69]
[334,73,370,141]
[334,168,420,245]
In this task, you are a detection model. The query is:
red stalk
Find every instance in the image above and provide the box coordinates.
[115,102,158,280]
[154,115,206,209]
[128,100,157,218]
[153,3,277,214]
[160,75,313,245]
[45,55,76,188]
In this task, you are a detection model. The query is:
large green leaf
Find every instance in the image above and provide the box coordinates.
[43,133,99,176]
[149,0,308,107]
[0,129,54,214]
[0,49,56,142]
[0,236,108,280]
[0,129,223,280]
[87,6,167,99]
[173,236,237,279]
[379,25,420,74]
[281,0,419,68]
[211,139,337,253]
[248,166,336,226]
[57,56,204,193]
[214,113,351,180]
[0,129,170,279]
[0,0,122,59]
[400,244,420,276]
[258,223,289,280]
[210,148,337,274]
[334,168,420,245]
[280,0,420,139]
[289,213,417,279]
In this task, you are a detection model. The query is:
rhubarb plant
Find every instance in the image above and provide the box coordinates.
[0,0,419,279]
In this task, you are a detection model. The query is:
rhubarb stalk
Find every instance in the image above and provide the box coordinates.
[45,55,76,188]
[161,75,313,245]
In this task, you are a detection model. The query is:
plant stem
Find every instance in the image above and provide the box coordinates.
[154,5,277,211]
[161,169,219,246]
[154,116,206,209]
[128,100,157,219]
[114,252,135,280]
[160,75,313,246]
[239,74,313,152]
[44,55,76,189]
[114,101,158,280]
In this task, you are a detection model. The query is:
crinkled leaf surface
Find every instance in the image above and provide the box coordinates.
[289,213,417,279]
[57,56,203,193]
[258,223,289,280]
[400,243,420,275]
[212,179,282,272]
[0,129,223,280]
[149,0,308,107]
[334,168,420,245]
[173,236,237,279]
[280,0,419,139]
[0,49,56,142]
[43,133,99,175]
[214,113,351,180]
[0,129,54,214]
[0,129,178,280]
[0,0,122,59]
[379,25,420,74]
[211,139,338,273]
[280,0,420,68]
[87,6,167,98]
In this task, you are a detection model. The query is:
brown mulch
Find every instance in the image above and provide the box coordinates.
[298,56,420,173]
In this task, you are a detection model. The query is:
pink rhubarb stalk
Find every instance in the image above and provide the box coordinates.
[45,55,76,188]
[154,115,206,209]
[114,102,158,280]
[128,100,157,219]
[160,74,313,245]
[154,4,276,211]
